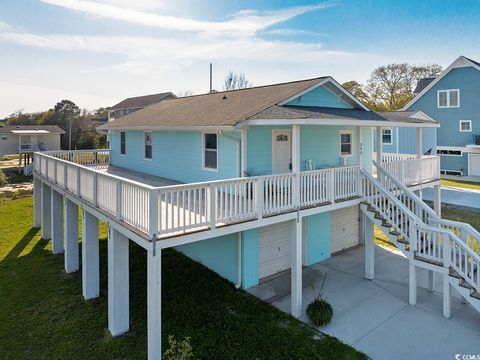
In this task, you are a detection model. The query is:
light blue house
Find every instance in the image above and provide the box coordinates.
[386,56,480,176]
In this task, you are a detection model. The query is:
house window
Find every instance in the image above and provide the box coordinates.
[459,120,472,132]
[382,128,392,144]
[1,136,7,141]
[437,149,462,156]
[437,89,460,108]
[120,131,126,155]
[340,131,352,156]
[144,132,152,159]
[203,133,218,170]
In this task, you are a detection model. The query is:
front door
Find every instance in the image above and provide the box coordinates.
[272,130,292,174]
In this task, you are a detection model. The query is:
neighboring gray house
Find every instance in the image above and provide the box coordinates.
[107,92,176,121]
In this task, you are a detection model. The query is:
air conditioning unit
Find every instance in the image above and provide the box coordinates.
[475,135,480,145]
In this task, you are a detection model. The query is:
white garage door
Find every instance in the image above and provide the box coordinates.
[331,206,360,254]
[259,220,294,279]
[470,154,480,176]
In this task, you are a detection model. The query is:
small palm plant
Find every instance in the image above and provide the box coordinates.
[306,272,333,327]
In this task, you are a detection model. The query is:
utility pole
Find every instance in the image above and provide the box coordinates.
[209,63,213,93]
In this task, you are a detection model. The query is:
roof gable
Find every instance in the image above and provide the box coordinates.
[283,84,353,109]
[404,55,480,110]
[109,92,176,110]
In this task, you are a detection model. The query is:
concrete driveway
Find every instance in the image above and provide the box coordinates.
[247,245,480,360]
[422,186,480,209]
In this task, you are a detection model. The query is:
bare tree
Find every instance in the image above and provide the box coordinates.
[223,71,252,91]
[342,81,369,103]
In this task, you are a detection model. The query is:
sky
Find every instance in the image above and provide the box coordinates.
[0,0,479,117]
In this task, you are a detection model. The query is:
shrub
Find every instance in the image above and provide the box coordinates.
[306,273,333,327]
[163,335,194,360]
[0,170,7,187]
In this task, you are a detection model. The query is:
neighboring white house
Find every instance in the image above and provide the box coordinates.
[0,125,64,155]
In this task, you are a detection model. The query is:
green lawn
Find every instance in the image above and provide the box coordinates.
[441,179,480,191]
[0,196,366,360]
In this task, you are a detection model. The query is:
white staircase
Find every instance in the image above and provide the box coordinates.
[360,166,480,314]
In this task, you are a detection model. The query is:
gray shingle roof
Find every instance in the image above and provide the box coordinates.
[414,78,436,94]
[108,92,176,111]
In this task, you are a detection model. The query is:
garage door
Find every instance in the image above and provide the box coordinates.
[331,206,360,254]
[470,154,480,176]
[259,220,294,279]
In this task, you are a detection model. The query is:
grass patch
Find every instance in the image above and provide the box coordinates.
[0,196,366,359]
[441,179,480,191]
[0,154,18,161]
[6,173,33,184]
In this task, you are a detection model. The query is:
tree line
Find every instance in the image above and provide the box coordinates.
[5,100,107,150]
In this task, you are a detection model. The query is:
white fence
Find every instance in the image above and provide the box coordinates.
[381,155,440,186]
[34,150,362,239]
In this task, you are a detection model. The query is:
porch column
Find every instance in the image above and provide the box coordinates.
[433,185,441,217]
[241,128,247,177]
[416,128,423,158]
[356,126,363,168]
[363,213,374,280]
[291,217,303,318]
[64,197,79,273]
[51,189,64,254]
[409,263,417,305]
[82,209,99,300]
[147,248,162,359]
[41,183,52,240]
[292,125,301,173]
[33,177,42,227]
[376,126,382,164]
[108,227,130,336]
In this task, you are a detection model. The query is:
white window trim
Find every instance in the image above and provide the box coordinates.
[437,89,460,108]
[120,131,126,156]
[440,169,463,176]
[144,131,153,160]
[381,128,393,145]
[202,131,219,172]
[339,130,353,158]
[459,120,472,132]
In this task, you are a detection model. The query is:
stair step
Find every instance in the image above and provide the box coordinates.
[381,221,393,228]
[449,268,462,279]
[414,254,443,267]
[471,291,480,301]
[459,280,473,290]
[398,238,409,245]
[389,229,400,236]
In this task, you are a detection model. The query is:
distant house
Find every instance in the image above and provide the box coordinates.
[0,125,64,155]
[107,92,176,121]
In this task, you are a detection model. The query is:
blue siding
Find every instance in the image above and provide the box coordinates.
[305,213,331,265]
[375,127,436,155]
[110,130,239,183]
[407,66,480,172]
[176,233,238,283]
[362,127,373,173]
[285,85,352,109]
[241,229,259,288]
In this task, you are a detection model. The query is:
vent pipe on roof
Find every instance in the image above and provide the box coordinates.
[209,63,213,93]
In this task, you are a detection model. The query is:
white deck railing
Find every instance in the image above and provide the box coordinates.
[34,150,362,239]
[381,155,440,186]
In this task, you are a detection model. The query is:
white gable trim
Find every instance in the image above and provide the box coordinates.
[277,77,370,111]
[403,56,480,110]
[235,118,439,128]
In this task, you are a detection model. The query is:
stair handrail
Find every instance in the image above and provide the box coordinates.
[373,160,480,252]
[361,169,419,241]
[366,167,480,292]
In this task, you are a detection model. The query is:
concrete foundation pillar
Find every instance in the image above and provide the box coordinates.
[433,185,441,217]
[409,263,417,305]
[33,177,42,228]
[147,248,162,360]
[428,270,435,292]
[51,189,64,254]
[443,274,451,318]
[64,197,79,273]
[82,209,99,300]
[108,227,130,336]
[41,183,52,240]
[363,213,375,280]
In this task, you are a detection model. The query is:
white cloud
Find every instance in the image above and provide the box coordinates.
[0,21,13,31]
[39,0,333,36]
[264,28,330,37]
[92,0,165,11]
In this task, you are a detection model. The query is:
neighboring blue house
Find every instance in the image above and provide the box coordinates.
[396,56,480,176]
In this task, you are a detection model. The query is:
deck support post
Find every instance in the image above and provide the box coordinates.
[433,185,441,217]
[356,126,363,168]
[41,182,52,239]
[241,128,247,177]
[363,213,374,280]
[64,197,79,273]
[33,177,42,227]
[427,271,435,292]
[108,227,130,336]
[147,248,162,360]
[291,217,303,318]
[82,209,99,300]
[409,263,417,305]
[51,189,64,254]
[443,274,451,318]
[376,126,382,164]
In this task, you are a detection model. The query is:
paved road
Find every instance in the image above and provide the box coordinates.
[422,186,480,209]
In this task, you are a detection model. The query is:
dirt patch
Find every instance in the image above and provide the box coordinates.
[0,182,33,201]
